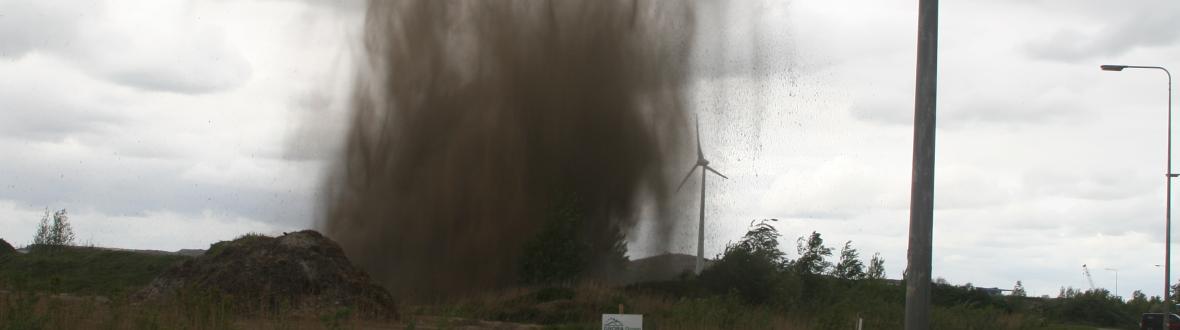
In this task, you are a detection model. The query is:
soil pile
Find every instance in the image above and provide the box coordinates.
[138,230,396,318]
[624,253,713,284]
[0,238,14,256]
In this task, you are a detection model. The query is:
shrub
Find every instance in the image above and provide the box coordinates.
[832,241,865,280]
[518,200,590,285]
[32,209,74,250]
[518,196,628,285]
[793,231,832,275]
[699,219,790,304]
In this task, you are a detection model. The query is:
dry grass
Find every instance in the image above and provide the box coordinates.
[0,289,577,329]
[0,290,392,330]
[2,282,1057,329]
[405,282,808,329]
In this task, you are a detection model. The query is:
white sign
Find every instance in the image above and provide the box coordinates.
[602,314,642,330]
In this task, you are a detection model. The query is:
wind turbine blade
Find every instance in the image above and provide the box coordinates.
[705,165,728,179]
[676,165,700,192]
[695,117,704,160]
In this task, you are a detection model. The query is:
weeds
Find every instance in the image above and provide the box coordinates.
[319,306,353,330]
[1,292,48,330]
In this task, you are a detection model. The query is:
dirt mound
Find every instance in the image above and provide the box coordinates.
[137,230,396,318]
[0,238,14,256]
[625,253,711,284]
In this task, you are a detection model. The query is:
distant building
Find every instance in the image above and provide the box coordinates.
[978,287,1006,296]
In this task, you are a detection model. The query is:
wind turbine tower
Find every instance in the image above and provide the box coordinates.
[677,118,727,274]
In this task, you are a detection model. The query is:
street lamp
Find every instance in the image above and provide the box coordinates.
[1101,64,1174,323]
[1105,267,1120,299]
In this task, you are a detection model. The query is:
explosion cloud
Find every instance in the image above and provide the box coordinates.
[318,0,697,296]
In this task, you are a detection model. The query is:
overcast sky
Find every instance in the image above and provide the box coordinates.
[2,0,1179,299]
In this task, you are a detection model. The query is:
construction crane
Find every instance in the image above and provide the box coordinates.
[1082,264,1095,290]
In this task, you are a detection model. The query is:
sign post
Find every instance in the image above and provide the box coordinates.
[602,314,642,330]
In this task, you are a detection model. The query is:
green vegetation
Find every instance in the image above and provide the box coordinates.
[697,219,791,305]
[205,232,269,258]
[0,215,1159,329]
[429,220,1147,329]
[0,239,14,256]
[32,208,75,250]
[519,199,593,285]
[0,246,190,296]
[0,285,266,329]
[518,195,629,285]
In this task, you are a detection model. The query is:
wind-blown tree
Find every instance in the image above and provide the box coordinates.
[519,199,590,285]
[832,240,865,280]
[698,219,789,304]
[793,231,832,275]
[518,195,629,285]
[1126,290,1157,314]
[866,252,886,280]
[1050,288,1131,326]
[33,208,74,249]
[1013,280,1027,297]
[1008,280,1029,310]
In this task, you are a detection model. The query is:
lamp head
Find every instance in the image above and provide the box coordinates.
[1101,65,1127,71]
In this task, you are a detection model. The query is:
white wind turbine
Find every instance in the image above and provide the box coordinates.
[676,118,727,274]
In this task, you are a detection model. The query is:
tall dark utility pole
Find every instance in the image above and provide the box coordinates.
[905,0,938,329]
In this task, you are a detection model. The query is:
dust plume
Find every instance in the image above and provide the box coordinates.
[318,0,696,296]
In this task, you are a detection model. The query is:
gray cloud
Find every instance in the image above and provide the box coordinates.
[848,92,910,125]
[0,148,315,229]
[1024,167,1155,202]
[101,62,249,95]
[1022,2,1180,62]
[0,0,252,94]
[944,98,1090,128]
[0,0,95,58]
[850,85,1094,128]
[0,66,128,142]
[0,96,122,143]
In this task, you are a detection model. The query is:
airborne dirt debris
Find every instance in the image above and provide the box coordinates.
[318,0,698,297]
[137,230,397,319]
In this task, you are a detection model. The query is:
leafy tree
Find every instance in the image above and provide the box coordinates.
[1012,280,1026,297]
[33,208,74,249]
[699,219,790,304]
[1049,288,1131,326]
[1058,286,1082,298]
[832,241,865,280]
[793,231,832,275]
[866,252,886,280]
[1126,290,1154,314]
[727,219,787,264]
[1130,290,1147,303]
[518,199,589,285]
[1007,280,1028,311]
[1170,281,1180,307]
[595,222,630,281]
[517,194,630,285]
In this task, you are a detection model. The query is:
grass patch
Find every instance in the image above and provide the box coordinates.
[0,246,190,296]
[205,232,270,258]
